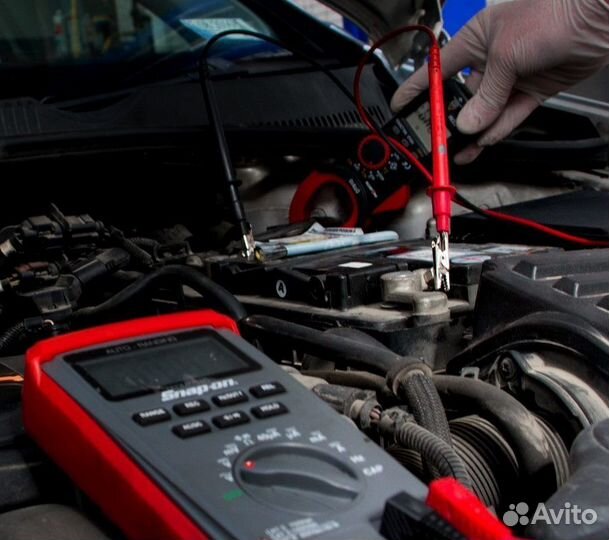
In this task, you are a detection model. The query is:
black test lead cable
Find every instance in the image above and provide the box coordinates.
[198,43,255,260]
[197,29,361,261]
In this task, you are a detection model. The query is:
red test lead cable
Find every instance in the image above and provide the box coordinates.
[354,26,454,290]
[353,25,439,184]
[427,41,455,291]
[428,42,455,237]
[354,27,609,257]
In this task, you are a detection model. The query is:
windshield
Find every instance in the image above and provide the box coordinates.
[0,0,274,67]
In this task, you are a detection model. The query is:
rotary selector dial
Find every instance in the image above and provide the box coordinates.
[234,443,363,515]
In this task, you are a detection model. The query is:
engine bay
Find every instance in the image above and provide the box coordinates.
[1,21,609,540]
[0,196,608,539]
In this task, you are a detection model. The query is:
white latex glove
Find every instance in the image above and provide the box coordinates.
[392,0,609,164]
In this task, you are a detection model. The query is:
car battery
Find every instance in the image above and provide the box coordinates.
[206,241,554,368]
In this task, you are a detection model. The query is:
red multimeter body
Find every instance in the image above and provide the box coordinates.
[23,311,233,540]
[23,310,430,540]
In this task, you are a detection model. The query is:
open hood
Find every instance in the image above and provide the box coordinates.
[315,0,443,65]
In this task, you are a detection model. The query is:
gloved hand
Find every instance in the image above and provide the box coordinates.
[392,0,609,164]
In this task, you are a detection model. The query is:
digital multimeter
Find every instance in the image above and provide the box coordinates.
[290,79,473,227]
[23,310,427,540]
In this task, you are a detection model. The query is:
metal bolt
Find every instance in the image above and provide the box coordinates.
[499,356,518,381]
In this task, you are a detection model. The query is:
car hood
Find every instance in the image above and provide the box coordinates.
[315,0,442,64]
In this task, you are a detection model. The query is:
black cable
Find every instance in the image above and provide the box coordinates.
[198,30,379,254]
[449,415,520,508]
[244,315,454,446]
[393,420,472,488]
[453,192,489,217]
[199,47,252,256]
[199,30,357,106]
[199,30,409,168]
[303,370,386,392]
[130,238,160,249]
[198,31,359,254]
[242,314,414,375]
[74,265,247,322]
[311,383,372,414]
[109,227,154,268]
[0,322,27,355]
[327,326,453,444]
[0,226,18,242]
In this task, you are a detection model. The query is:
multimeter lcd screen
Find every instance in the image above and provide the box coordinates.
[70,333,255,400]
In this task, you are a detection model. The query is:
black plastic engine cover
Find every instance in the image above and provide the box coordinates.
[474,249,609,337]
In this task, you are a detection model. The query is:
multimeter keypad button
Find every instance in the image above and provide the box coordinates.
[250,382,286,399]
[212,390,248,407]
[173,400,210,416]
[213,411,250,429]
[133,408,171,426]
[251,402,288,419]
[172,420,211,439]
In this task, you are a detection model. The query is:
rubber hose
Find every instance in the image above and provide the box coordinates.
[304,370,386,392]
[446,312,609,377]
[242,316,451,442]
[311,384,370,414]
[536,416,570,487]
[399,371,452,444]
[303,327,393,371]
[74,265,247,321]
[0,322,27,354]
[110,228,154,268]
[322,327,391,349]
[433,375,556,500]
[393,421,472,489]
[527,418,609,540]
[131,238,160,249]
[323,327,452,444]
[121,238,154,267]
[242,315,414,375]
[389,416,520,509]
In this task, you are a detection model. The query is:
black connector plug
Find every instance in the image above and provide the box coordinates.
[381,492,465,540]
